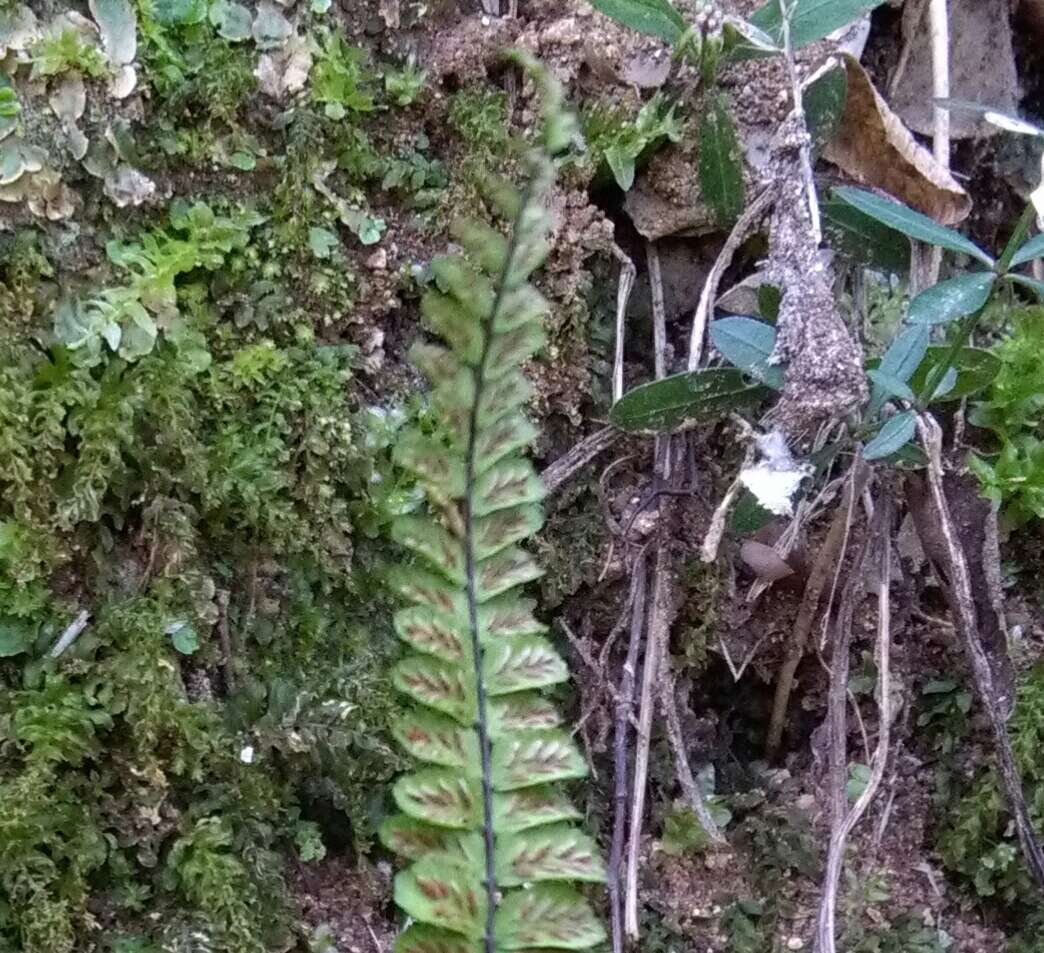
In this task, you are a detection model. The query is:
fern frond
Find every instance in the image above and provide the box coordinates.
[381,55,606,953]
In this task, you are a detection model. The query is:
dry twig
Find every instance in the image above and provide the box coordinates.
[688,188,774,370]
[659,666,726,844]
[916,415,1044,888]
[49,609,90,658]
[766,460,869,758]
[816,493,894,953]
[609,554,648,953]
[541,426,621,496]
[926,0,951,285]
[612,243,637,402]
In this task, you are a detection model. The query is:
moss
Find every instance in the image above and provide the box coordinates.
[447,86,510,156]
[674,558,724,673]
[936,664,1044,914]
[30,28,109,80]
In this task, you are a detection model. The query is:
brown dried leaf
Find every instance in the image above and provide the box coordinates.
[740,540,795,582]
[824,53,971,225]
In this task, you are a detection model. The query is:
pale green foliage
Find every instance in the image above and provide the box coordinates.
[380,58,606,953]
[55,201,262,363]
[311,32,376,119]
[969,307,1044,526]
[31,28,109,79]
[580,93,684,191]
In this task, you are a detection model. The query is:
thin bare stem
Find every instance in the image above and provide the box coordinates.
[927,0,951,285]
[624,246,674,938]
[609,555,648,953]
[624,529,673,938]
[701,463,749,563]
[816,496,893,953]
[766,461,869,759]
[659,667,726,843]
[688,188,774,370]
[541,426,621,496]
[612,244,637,403]
[916,415,1044,889]
[647,242,667,379]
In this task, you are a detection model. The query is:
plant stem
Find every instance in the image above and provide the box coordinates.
[916,303,987,408]
[464,171,541,953]
[997,201,1037,275]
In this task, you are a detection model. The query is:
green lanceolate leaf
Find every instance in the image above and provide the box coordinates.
[1006,273,1044,300]
[699,93,745,227]
[907,273,995,325]
[472,460,545,515]
[833,187,993,266]
[483,635,568,695]
[710,316,784,389]
[493,786,582,834]
[1009,233,1044,268]
[589,0,685,43]
[395,855,487,938]
[473,505,545,560]
[488,692,563,735]
[868,323,928,412]
[908,346,1001,400]
[863,410,917,460]
[392,516,466,583]
[494,885,607,950]
[749,0,887,50]
[380,815,461,861]
[491,730,588,790]
[610,368,770,434]
[495,826,607,886]
[394,924,481,953]
[392,656,475,723]
[866,368,915,403]
[821,194,910,273]
[394,710,479,770]
[394,768,481,829]
[394,606,467,663]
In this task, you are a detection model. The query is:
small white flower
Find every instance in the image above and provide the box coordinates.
[239,745,255,764]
